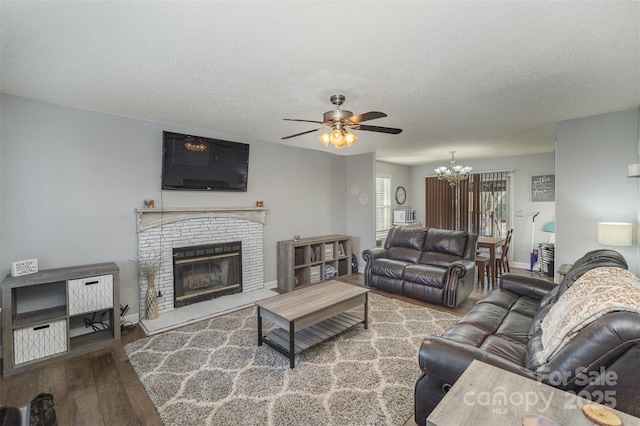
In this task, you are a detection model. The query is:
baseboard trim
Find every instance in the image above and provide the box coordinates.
[511,261,533,270]
[123,312,140,326]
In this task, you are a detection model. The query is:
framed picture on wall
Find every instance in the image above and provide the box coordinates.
[531,175,555,202]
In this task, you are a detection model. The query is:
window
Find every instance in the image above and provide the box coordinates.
[425,171,512,237]
[474,171,511,237]
[375,175,391,234]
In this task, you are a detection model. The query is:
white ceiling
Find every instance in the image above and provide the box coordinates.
[1,1,639,165]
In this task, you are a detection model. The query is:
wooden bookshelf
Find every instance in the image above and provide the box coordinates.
[2,262,120,376]
[277,235,352,292]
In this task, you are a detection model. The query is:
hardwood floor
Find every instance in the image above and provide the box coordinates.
[0,326,162,426]
[0,267,552,425]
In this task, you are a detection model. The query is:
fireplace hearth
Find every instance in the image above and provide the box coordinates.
[173,242,242,308]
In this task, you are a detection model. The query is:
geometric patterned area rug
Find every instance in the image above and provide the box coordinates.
[125,293,460,426]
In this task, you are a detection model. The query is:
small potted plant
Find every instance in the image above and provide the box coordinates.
[131,252,162,320]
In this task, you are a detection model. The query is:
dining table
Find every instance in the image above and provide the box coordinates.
[477,235,506,286]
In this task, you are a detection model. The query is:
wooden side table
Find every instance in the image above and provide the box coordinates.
[426,360,639,426]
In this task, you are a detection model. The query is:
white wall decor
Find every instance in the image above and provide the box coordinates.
[11,258,38,277]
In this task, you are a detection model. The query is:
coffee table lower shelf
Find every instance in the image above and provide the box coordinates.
[261,312,363,365]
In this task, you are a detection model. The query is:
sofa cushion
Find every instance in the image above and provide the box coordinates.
[440,323,490,346]
[403,264,447,288]
[370,274,404,295]
[474,289,521,311]
[439,305,529,365]
[384,226,427,251]
[388,246,423,264]
[456,302,510,334]
[371,258,407,279]
[423,229,468,257]
[508,297,540,319]
[495,309,535,344]
[418,251,462,268]
[403,281,445,304]
[480,335,527,365]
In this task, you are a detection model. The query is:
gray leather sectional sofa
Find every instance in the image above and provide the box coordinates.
[414,249,640,425]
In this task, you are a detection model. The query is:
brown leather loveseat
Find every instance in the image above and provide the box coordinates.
[362,227,477,308]
[414,249,640,425]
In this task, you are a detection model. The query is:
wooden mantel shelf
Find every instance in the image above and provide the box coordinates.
[135,207,268,232]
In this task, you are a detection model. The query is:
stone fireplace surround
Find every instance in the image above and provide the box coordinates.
[135,207,268,322]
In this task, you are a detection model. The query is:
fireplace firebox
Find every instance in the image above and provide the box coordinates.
[173,242,242,308]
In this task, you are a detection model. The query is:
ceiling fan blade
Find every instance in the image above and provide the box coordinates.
[356,124,403,134]
[348,111,387,123]
[281,128,325,140]
[284,118,325,124]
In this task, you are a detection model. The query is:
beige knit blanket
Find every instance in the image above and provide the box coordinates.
[535,266,640,365]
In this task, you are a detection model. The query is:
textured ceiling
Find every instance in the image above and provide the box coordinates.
[1,1,639,165]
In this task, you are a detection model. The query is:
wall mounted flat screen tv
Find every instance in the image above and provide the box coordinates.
[162,131,249,191]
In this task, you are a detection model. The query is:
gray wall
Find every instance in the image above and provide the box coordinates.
[556,107,639,275]
[346,153,376,270]
[376,160,411,211]
[409,152,556,269]
[0,94,355,318]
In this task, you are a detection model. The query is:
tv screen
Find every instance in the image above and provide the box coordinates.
[162,131,249,191]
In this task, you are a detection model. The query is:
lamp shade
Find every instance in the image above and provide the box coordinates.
[597,222,633,247]
[542,222,556,233]
[318,132,330,147]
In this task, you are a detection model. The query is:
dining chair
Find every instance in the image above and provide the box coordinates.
[495,228,513,276]
[475,255,491,289]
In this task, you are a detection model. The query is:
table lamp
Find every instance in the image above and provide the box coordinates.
[542,221,555,243]
[597,222,633,250]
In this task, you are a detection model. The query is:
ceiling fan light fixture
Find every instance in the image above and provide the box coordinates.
[345,131,358,147]
[330,128,343,143]
[282,94,402,148]
[332,132,347,149]
[320,127,358,149]
[318,132,331,147]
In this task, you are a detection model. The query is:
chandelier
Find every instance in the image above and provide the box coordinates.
[318,123,358,149]
[435,151,472,186]
[184,135,207,152]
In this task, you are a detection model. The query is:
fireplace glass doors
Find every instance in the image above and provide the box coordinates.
[173,242,242,308]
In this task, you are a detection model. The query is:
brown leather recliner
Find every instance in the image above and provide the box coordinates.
[414,249,640,425]
[362,227,478,308]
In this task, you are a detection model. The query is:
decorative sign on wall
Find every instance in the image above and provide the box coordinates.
[11,258,39,277]
[531,175,555,202]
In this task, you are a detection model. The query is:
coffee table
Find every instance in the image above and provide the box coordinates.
[255,281,369,368]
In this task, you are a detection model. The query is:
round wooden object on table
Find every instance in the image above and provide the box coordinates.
[582,404,623,426]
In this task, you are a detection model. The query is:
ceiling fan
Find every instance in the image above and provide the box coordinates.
[282,94,403,149]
